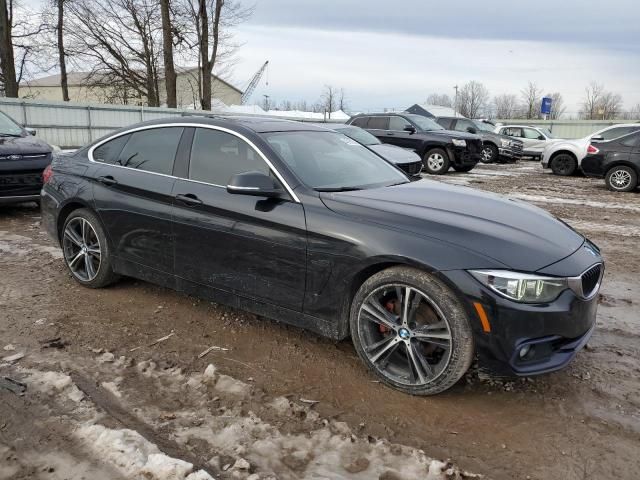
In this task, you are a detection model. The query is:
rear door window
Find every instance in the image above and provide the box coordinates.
[436,118,454,129]
[502,127,523,137]
[117,127,184,174]
[621,132,640,147]
[600,126,640,141]
[368,116,390,130]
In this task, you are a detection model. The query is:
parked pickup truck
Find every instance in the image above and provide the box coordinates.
[347,113,482,174]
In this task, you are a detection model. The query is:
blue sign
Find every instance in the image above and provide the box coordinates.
[541,97,553,115]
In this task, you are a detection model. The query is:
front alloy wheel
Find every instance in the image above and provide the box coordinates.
[480,144,497,163]
[351,267,474,395]
[423,148,450,175]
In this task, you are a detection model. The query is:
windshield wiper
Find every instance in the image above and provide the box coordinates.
[314,186,362,192]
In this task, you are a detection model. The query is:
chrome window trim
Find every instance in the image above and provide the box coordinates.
[87,123,300,203]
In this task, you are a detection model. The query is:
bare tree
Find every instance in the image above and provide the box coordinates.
[457,81,489,118]
[545,92,566,120]
[160,0,176,107]
[66,0,163,106]
[425,93,452,108]
[580,82,623,120]
[493,93,519,119]
[624,103,640,121]
[321,84,338,118]
[53,0,69,101]
[520,81,542,119]
[0,0,18,96]
[338,88,348,112]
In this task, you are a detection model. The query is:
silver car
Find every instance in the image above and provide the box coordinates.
[494,125,557,159]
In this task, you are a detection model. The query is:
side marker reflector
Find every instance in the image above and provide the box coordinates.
[473,302,491,333]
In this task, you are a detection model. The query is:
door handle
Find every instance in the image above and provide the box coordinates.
[175,193,203,206]
[388,132,395,136]
[97,175,117,186]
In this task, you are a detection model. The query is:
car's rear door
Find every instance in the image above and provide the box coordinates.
[366,116,393,145]
[171,126,307,311]
[91,125,186,275]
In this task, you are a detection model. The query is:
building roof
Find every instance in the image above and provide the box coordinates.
[22,68,243,94]
[405,104,464,119]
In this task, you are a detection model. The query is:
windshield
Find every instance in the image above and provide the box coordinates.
[540,128,555,139]
[263,131,408,191]
[472,120,495,132]
[333,125,381,146]
[405,114,444,132]
[0,112,24,136]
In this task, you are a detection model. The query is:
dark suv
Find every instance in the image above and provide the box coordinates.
[348,113,482,174]
[435,117,523,164]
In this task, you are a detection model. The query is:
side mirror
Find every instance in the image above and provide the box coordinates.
[227,171,283,198]
[403,125,416,134]
[466,127,478,134]
[537,135,546,141]
[591,135,604,142]
[25,127,37,136]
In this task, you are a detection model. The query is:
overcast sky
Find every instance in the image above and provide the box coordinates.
[231,0,640,115]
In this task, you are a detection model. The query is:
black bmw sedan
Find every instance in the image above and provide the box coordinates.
[41,116,604,395]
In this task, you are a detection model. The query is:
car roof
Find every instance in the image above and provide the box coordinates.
[126,115,330,134]
[352,112,409,117]
[498,125,542,129]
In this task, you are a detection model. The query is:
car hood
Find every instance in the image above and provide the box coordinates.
[0,135,52,155]
[368,143,421,164]
[424,129,480,141]
[320,180,585,272]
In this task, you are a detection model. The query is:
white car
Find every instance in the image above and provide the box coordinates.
[542,123,640,176]
[494,125,557,159]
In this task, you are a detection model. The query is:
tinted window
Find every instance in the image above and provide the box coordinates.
[436,118,454,129]
[503,127,523,137]
[389,116,412,131]
[333,125,380,145]
[600,126,640,141]
[350,117,369,128]
[93,134,131,164]
[368,116,389,130]
[621,132,640,147]
[454,119,476,133]
[523,128,543,140]
[189,128,269,185]
[117,127,183,174]
[405,114,444,131]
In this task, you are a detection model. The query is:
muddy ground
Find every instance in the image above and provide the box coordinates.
[1,161,639,479]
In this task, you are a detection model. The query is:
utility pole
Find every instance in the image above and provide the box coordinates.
[453,85,459,117]
[262,94,270,111]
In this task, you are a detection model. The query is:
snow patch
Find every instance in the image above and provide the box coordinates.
[507,193,640,212]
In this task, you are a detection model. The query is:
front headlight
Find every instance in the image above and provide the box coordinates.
[500,139,510,147]
[451,139,466,147]
[469,270,568,303]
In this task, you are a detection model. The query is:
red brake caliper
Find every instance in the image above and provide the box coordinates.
[380,299,396,334]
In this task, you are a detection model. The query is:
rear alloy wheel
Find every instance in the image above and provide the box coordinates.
[605,166,638,192]
[350,267,474,395]
[550,153,577,176]
[62,208,118,288]
[480,144,498,163]
[423,148,450,175]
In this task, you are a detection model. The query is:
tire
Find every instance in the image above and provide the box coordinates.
[423,148,450,175]
[61,208,119,288]
[480,144,498,164]
[453,165,474,173]
[350,266,474,396]
[605,166,638,192]
[550,153,577,176]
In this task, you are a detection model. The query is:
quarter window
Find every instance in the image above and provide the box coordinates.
[116,127,184,174]
[92,134,131,164]
[189,128,270,185]
[367,116,390,130]
[600,127,640,141]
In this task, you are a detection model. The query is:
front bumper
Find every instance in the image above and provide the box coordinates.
[440,263,601,377]
[448,145,481,167]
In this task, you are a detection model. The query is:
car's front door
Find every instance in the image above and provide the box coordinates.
[91,126,186,274]
[171,126,307,311]
[522,128,547,155]
[387,116,423,151]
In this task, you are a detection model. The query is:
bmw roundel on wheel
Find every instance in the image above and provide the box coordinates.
[41,116,604,395]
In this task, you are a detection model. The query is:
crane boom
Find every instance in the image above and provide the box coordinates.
[241,61,269,105]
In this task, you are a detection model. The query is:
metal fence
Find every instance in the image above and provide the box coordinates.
[0,97,344,148]
[2,97,638,147]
